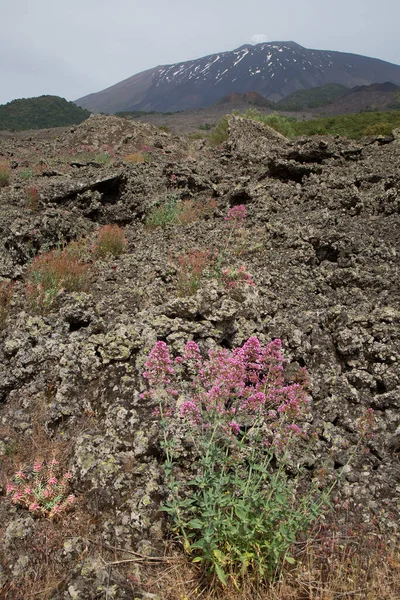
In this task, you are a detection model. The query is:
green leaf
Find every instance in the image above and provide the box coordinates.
[285,555,296,564]
[234,505,247,520]
[188,519,204,529]
[178,498,196,508]
[214,563,227,586]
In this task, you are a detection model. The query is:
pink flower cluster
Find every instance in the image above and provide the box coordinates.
[221,265,255,289]
[142,337,310,442]
[6,458,76,519]
[355,408,376,440]
[225,204,247,228]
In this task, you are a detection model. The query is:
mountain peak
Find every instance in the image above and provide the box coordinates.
[75,42,400,114]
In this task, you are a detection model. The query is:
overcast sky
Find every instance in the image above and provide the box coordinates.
[1,0,399,105]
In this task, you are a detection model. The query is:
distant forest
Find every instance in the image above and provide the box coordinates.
[0,96,90,131]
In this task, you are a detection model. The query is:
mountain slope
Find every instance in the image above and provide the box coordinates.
[276,83,349,110]
[0,95,90,131]
[75,41,400,113]
[313,82,400,115]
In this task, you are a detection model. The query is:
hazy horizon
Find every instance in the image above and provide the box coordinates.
[1,0,399,105]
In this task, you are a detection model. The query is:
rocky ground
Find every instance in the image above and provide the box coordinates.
[0,114,399,598]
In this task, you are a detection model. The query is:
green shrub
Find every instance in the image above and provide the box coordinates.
[146,194,184,228]
[243,110,296,137]
[208,117,229,147]
[188,132,206,140]
[199,123,215,131]
[364,121,393,136]
[19,167,34,180]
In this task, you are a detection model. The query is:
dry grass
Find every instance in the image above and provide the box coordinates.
[0,394,72,487]
[93,224,127,258]
[25,185,41,211]
[146,197,216,230]
[135,530,400,600]
[0,161,11,187]
[26,244,91,311]
[176,249,213,296]
[124,152,148,164]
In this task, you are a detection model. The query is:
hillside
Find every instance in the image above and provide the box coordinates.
[75,41,400,113]
[217,91,274,108]
[0,115,399,598]
[276,83,349,110]
[313,81,400,116]
[0,95,90,131]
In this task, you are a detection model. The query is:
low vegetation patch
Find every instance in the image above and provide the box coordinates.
[0,162,11,187]
[207,117,229,146]
[26,244,91,311]
[173,204,255,296]
[123,152,148,164]
[146,194,216,229]
[244,108,400,139]
[94,224,127,258]
[66,143,116,165]
[176,249,213,296]
[6,458,76,520]
[25,185,40,210]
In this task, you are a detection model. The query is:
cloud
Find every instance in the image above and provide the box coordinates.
[250,33,268,44]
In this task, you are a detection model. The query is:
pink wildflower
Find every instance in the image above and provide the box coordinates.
[63,472,72,480]
[33,461,42,472]
[143,341,174,387]
[67,495,75,504]
[15,470,26,480]
[48,477,58,486]
[287,423,302,435]
[6,483,15,495]
[241,392,266,411]
[225,204,247,227]
[229,421,240,435]
[355,408,376,439]
[183,340,201,361]
[28,502,40,512]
